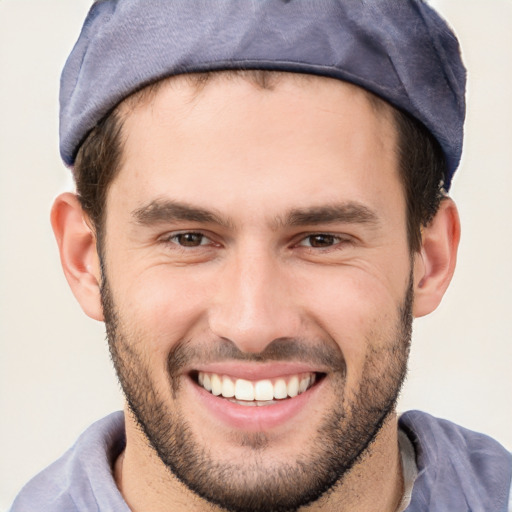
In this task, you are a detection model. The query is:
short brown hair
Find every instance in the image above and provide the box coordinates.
[73,71,445,253]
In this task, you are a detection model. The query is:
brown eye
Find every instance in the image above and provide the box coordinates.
[173,232,207,247]
[305,234,337,247]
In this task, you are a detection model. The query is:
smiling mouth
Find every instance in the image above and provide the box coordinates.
[193,371,324,406]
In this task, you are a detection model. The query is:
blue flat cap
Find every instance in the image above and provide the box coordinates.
[60,0,466,190]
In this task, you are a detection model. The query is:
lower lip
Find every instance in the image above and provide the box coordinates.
[188,376,324,432]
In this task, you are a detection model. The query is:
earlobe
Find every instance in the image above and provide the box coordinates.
[413,198,461,318]
[51,192,104,321]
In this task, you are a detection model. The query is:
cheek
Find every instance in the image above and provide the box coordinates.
[295,265,406,380]
[111,266,215,357]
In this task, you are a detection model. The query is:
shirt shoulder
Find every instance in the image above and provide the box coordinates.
[400,410,512,512]
[8,412,129,512]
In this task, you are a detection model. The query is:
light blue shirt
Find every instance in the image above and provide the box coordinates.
[9,411,512,512]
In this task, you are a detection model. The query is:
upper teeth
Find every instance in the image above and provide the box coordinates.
[197,372,316,401]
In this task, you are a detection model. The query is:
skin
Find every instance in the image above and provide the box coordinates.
[51,74,460,511]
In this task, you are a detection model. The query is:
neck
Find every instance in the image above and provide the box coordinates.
[307,413,404,511]
[115,407,404,512]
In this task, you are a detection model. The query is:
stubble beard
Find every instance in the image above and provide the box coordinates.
[102,275,413,512]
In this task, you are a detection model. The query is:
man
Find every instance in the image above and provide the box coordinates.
[8,1,512,511]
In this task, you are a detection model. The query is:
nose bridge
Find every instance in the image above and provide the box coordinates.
[209,242,296,354]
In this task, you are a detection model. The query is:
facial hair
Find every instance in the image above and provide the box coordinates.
[102,275,412,512]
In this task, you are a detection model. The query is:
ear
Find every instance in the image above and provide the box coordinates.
[51,192,104,321]
[413,198,461,318]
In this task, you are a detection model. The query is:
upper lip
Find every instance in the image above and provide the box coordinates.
[190,362,326,380]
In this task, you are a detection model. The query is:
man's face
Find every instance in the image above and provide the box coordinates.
[101,75,413,511]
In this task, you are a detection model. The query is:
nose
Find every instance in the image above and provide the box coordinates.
[208,247,300,354]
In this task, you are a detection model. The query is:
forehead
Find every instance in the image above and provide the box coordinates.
[121,71,393,127]
[111,72,402,220]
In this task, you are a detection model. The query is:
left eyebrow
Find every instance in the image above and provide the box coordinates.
[277,202,380,228]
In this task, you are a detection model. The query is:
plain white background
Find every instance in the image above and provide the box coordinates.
[1,0,511,509]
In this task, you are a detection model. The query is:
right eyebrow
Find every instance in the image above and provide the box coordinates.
[131,199,234,229]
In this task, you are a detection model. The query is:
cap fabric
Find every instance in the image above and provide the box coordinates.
[60,0,466,189]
